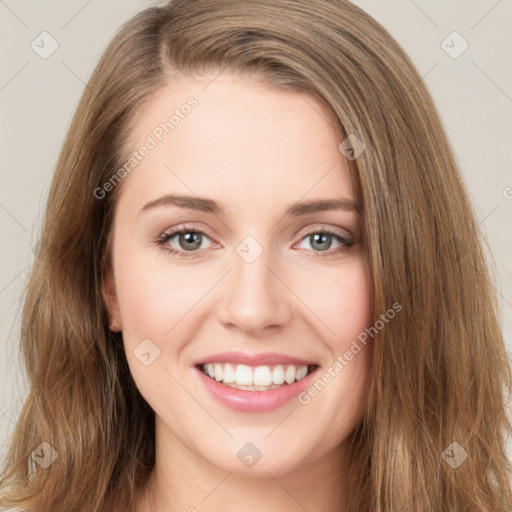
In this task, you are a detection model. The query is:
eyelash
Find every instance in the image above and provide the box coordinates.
[154,224,355,260]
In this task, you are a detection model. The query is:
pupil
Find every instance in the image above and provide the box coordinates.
[311,233,331,251]
[180,232,201,250]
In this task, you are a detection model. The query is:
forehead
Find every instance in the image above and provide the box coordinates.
[116,74,355,214]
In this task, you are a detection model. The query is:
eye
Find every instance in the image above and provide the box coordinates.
[155,225,214,259]
[154,224,356,260]
[294,227,355,258]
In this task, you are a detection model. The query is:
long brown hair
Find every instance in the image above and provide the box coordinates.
[1,1,511,511]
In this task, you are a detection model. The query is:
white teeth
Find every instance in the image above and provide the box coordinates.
[202,363,312,387]
[235,364,253,385]
[253,366,272,386]
[272,365,285,385]
[296,366,308,380]
[223,363,235,383]
[214,363,223,381]
[284,365,296,384]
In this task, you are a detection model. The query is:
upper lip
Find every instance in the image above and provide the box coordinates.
[193,351,318,367]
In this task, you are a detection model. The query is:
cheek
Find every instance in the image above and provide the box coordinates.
[292,262,373,445]
[293,258,373,405]
[295,258,371,347]
[112,244,204,337]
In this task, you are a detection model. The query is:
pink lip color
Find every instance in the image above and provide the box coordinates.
[193,351,317,367]
[195,366,319,413]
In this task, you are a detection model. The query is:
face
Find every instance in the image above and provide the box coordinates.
[104,73,373,477]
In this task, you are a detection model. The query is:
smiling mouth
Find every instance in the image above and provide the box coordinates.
[197,362,318,391]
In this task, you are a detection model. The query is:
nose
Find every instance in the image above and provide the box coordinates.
[216,243,292,337]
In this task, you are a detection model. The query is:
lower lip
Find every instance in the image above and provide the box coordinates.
[195,366,318,413]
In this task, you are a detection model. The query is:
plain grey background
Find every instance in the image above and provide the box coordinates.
[1,0,511,465]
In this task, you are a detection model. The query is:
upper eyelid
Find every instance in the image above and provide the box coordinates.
[162,224,353,242]
[164,224,216,243]
[299,224,353,239]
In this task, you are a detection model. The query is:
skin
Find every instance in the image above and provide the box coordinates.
[103,73,373,512]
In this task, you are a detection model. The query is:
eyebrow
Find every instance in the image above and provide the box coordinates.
[138,194,361,217]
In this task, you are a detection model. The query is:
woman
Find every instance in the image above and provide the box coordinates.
[1,0,511,511]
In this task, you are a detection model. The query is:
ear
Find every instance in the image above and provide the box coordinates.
[102,255,123,332]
